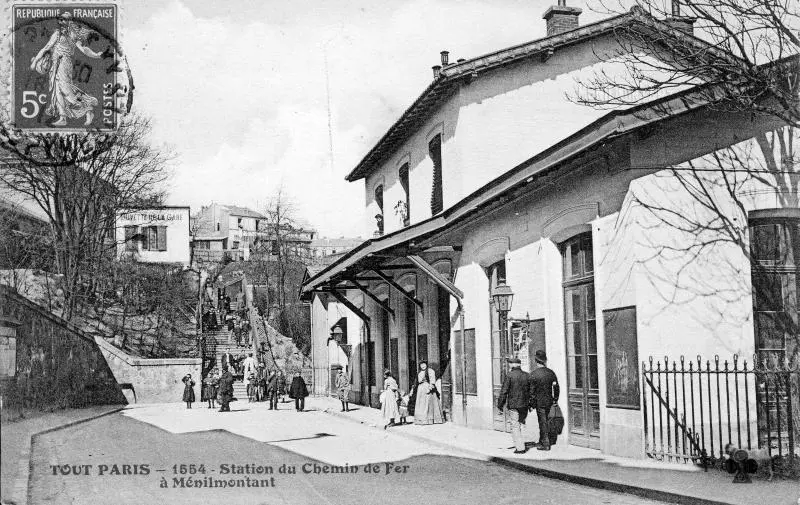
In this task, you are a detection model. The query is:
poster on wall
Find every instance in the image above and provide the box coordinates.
[604,306,640,409]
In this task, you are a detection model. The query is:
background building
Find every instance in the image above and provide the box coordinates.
[116,207,191,265]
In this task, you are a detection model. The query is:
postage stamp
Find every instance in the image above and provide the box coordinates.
[11,4,123,131]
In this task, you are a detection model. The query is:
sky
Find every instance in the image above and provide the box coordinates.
[121,0,609,237]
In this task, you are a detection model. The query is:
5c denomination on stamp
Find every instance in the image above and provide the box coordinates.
[12,4,129,132]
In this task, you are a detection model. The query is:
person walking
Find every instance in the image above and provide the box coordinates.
[380,370,401,429]
[243,353,257,378]
[202,369,219,409]
[497,357,530,454]
[182,374,196,409]
[288,373,309,412]
[217,368,235,412]
[335,368,351,412]
[256,363,267,402]
[413,361,443,425]
[277,370,288,403]
[265,369,279,410]
[529,350,560,451]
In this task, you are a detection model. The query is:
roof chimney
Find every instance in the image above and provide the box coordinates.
[542,0,582,37]
[440,50,450,66]
[665,0,695,35]
[432,65,442,79]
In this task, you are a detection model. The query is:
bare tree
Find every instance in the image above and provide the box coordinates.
[573,0,798,337]
[572,0,799,453]
[246,187,313,354]
[576,0,799,127]
[0,115,172,320]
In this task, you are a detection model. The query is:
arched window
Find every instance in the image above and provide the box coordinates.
[429,134,443,215]
[374,184,384,215]
[374,184,384,235]
[399,163,410,226]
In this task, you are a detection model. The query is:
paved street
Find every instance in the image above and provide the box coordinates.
[28,401,665,505]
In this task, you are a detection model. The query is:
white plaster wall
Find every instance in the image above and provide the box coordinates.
[116,207,191,265]
[360,35,629,236]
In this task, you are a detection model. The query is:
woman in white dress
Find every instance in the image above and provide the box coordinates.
[30,12,102,126]
[380,370,400,429]
[413,361,443,425]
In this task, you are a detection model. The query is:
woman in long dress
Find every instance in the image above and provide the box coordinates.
[413,361,443,425]
[335,369,351,412]
[380,370,401,429]
[30,12,102,126]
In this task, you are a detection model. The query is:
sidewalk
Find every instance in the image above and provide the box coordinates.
[1,405,124,505]
[306,396,799,505]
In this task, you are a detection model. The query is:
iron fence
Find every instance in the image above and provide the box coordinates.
[642,354,798,475]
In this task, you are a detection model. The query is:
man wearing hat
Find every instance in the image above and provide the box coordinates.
[529,350,560,451]
[497,357,531,454]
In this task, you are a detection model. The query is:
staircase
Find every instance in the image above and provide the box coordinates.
[210,331,253,400]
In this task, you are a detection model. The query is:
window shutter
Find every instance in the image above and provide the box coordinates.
[142,227,152,251]
[157,226,167,251]
[124,226,137,251]
[429,135,443,215]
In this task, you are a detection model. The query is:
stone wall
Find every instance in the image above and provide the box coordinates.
[95,337,201,404]
[0,286,126,417]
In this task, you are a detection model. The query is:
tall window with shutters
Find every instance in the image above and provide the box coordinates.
[749,216,799,363]
[429,134,443,215]
[748,214,799,453]
[399,163,410,226]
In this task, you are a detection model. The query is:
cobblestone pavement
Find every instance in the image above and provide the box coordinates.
[28,402,668,505]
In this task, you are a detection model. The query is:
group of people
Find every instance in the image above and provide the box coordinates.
[379,361,444,429]
[496,350,561,454]
[182,368,236,412]
[181,360,310,413]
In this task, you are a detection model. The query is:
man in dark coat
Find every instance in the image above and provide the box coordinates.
[529,350,560,451]
[217,368,235,412]
[265,370,279,410]
[288,374,309,412]
[497,357,531,454]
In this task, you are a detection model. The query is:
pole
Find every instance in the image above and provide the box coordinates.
[459,305,467,425]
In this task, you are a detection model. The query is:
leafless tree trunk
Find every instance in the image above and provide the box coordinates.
[0,115,172,321]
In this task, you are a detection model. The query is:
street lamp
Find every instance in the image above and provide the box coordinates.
[492,281,515,365]
[491,281,514,314]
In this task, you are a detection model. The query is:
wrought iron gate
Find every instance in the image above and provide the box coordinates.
[642,355,798,473]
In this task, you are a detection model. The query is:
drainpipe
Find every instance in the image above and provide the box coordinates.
[457,299,467,425]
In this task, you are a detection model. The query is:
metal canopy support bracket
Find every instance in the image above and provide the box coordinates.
[372,270,423,311]
[328,288,373,408]
[406,255,463,299]
[347,278,395,319]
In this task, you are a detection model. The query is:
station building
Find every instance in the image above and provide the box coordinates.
[301,2,798,459]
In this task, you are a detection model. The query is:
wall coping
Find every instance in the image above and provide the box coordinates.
[94,336,201,367]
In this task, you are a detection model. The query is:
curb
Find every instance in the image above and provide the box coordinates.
[314,404,734,505]
[15,406,126,505]
[315,406,486,459]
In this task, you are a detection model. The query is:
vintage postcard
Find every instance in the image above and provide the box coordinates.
[0,0,798,504]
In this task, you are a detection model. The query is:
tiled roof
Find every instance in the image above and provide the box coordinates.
[345,6,738,182]
[222,205,266,219]
[310,237,364,248]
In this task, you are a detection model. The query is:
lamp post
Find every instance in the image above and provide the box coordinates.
[491,281,514,362]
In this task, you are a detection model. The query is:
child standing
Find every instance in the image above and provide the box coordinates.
[202,370,218,409]
[182,374,196,409]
